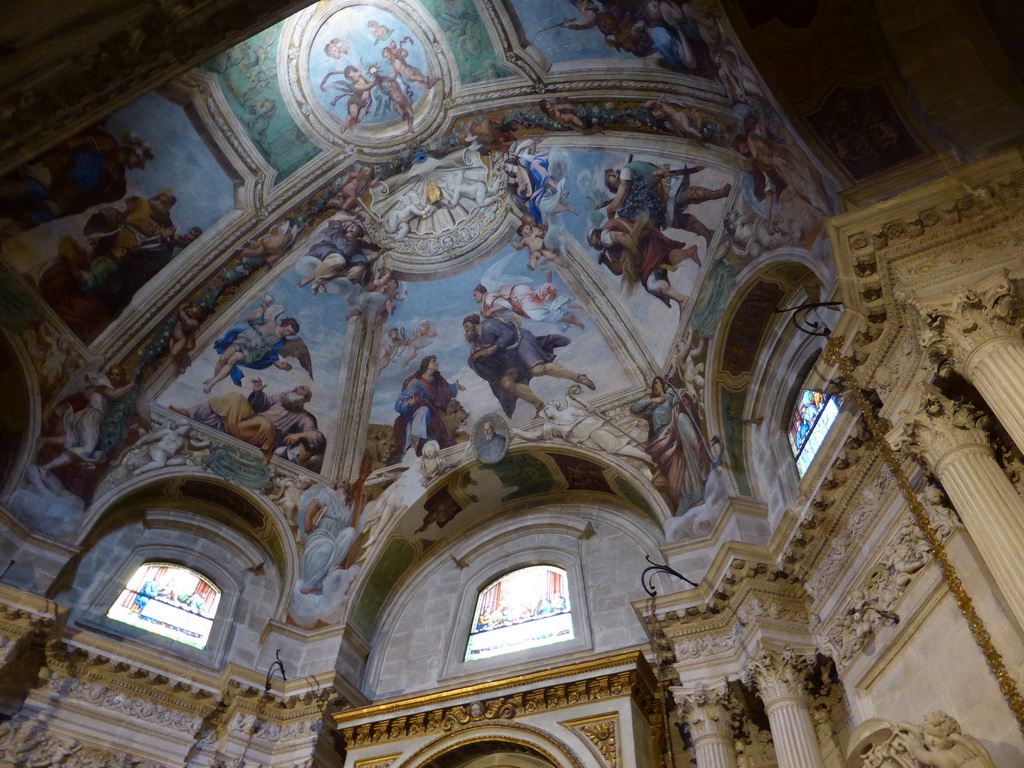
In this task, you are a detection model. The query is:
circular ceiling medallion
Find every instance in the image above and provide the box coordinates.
[281,0,449,151]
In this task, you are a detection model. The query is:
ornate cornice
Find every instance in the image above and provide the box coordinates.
[0,720,167,768]
[828,151,1024,397]
[336,657,658,750]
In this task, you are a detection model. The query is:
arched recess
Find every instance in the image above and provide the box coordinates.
[345,444,666,647]
[46,471,297,668]
[359,487,662,698]
[706,254,836,522]
[0,326,41,499]
[395,723,587,768]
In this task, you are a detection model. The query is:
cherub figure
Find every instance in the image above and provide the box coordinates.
[321,65,382,131]
[268,473,314,528]
[381,38,439,90]
[896,711,995,768]
[512,220,569,271]
[367,20,393,42]
[324,36,351,60]
[538,98,597,135]
[169,305,200,374]
[645,99,705,141]
[328,166,377,213]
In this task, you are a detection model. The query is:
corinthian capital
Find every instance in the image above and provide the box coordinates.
[672,679,733,741]
[914,271,1022,369]
[740,646,814,707]
[889,385,993,469]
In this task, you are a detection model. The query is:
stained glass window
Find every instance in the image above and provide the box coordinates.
[789,389,841,477]
[465,565,572,661]
[106,563,221,649]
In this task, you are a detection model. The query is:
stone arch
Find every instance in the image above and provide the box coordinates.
[359,493,661,698]
[395,722,588,768]
[706,257,833,509]
[0,326,42,499]
[65,471,296,619]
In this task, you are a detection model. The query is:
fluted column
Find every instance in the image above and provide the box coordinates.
[892,384,1024,629]
[916,271,1024,452]
[673,680,738,768]
[741,647,824,768]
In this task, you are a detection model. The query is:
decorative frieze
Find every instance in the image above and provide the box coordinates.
[0,720,167,768]
[339,669,651,747]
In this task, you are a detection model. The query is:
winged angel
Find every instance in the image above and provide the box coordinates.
[202,296,313,393]
[370,146,500,240]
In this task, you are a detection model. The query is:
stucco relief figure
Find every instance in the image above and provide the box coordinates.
[268,473,315,529]
[895,712,995,768]
[393,355,466,458]
[121,421,210,475]
[514,390,650,462]
[463,313,595,418]
[630,375,719,515]
[858,712,996,768]
[202,297,313,393]
[172,378,326,466]
[296,481,358,595]
[370,147,499,239]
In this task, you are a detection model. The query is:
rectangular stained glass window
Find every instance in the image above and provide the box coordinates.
[106,563,220,649]
[465,565,573,661]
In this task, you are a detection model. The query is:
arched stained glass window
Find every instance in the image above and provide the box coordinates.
[789,389,841,477]
[465,565,572,661]
[106,562,221,649]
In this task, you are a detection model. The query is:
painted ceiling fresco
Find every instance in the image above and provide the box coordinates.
[0,0,838,630]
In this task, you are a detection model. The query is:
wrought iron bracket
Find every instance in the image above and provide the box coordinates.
[641,555,698,598]
[774,301,843,337]
[264,649,287,693]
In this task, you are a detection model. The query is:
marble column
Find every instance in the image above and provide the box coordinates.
[741,647,824,768]
[916,271,1024,453]
[892,385,1024,629]
[674,680,738,768]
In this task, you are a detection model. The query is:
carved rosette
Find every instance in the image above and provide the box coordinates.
[741,647,814,708]
[568,718,618,768]
[914,271,1022,371]
[889,386,993,471]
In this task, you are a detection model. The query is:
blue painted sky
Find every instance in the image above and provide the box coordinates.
[369,244,631,428]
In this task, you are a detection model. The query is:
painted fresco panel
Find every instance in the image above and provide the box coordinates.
[202,22,320,179]
[561,148,734,365]
[158,262,352,472]
[0,92,235,342]
[367,245,632,466]
[514,0,721,79]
